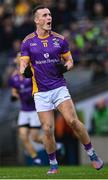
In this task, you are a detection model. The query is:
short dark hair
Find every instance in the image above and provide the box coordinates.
[32,5,48,17]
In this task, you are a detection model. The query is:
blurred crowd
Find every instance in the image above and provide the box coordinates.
[0,0,108,87]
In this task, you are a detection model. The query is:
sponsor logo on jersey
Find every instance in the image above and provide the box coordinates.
[30,43,37,46]
[44,53,49,58]
[52,38,60,47]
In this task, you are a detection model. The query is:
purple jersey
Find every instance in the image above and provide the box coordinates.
[21,31,70,94]
[9,73,35,111]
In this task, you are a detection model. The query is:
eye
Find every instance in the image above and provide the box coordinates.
[43,13,47,17]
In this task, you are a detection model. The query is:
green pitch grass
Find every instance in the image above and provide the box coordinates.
[0,165,107,179]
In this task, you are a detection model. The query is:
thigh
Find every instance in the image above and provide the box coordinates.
[57,99,78,122]
[52,86,71,108]
[34,92,54,112]
[29,111,41,128]
[18,111,29,126]
[38,110,55,129]
[18,127,29,139]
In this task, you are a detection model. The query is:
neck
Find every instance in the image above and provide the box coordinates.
[36,28,50,38]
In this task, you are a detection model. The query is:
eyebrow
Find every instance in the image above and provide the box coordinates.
[42,12,51,16]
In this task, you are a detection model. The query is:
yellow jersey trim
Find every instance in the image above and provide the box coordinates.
[20,56,30,63]
[30,64,38,95]
[38,34,49,39]
[51,31,64,40]
[23,32,35,43]
[61,51,71,58]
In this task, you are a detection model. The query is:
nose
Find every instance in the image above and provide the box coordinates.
[48,15,52,20]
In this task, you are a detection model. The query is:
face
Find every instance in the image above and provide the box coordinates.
[34,8,52,31]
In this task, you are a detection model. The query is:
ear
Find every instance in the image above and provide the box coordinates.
[34,16,39,24]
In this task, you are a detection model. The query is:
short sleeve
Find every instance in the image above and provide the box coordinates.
[61,38,70,54]
[21,40,30,57]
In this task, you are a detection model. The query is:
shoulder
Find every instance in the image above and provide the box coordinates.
[10,70,19,80]
[51,31,64,40]
[9,71,18,86]
[22,32,35,43]
[12,70,18,76]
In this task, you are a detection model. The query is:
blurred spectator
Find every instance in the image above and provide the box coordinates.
[71,0,90,20]
[15,0,31,16]
[8,39,21,59]
[0,5,5,19]
[14,13,35,40]
[71,0,108,19]
[90,2,105,24]
[91,98,108,135]
[52,0,71,31]
[14,0,31,26]
[70,0,101,20]
[3,0,14,12]
[2,39,21,87]
[0,13,15,52]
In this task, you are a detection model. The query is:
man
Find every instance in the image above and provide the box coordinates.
[91,98,108,135]
[20,5,103,174]
[9,53,43,165]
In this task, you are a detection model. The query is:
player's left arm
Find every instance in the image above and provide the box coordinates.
[61,38,74,71]
[61,51,74,71]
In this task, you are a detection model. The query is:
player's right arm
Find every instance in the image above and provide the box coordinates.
[20,57,29,74]
[20,39,30,75]
[12,88,19,99]
[10,88,19,102]
[8,74,19,101]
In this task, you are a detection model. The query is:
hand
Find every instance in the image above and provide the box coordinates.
[64,60,73,71]
[10,96,18,102]
[55,63,68,74]
[23,66,33,78]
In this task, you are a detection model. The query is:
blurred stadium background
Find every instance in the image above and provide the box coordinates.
[0,0,108,167]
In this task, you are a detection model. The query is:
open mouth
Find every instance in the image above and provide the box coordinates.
[47,22,51,26]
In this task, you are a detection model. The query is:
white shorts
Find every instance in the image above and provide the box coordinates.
[34,86,71,112]
[18,110,41,128]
